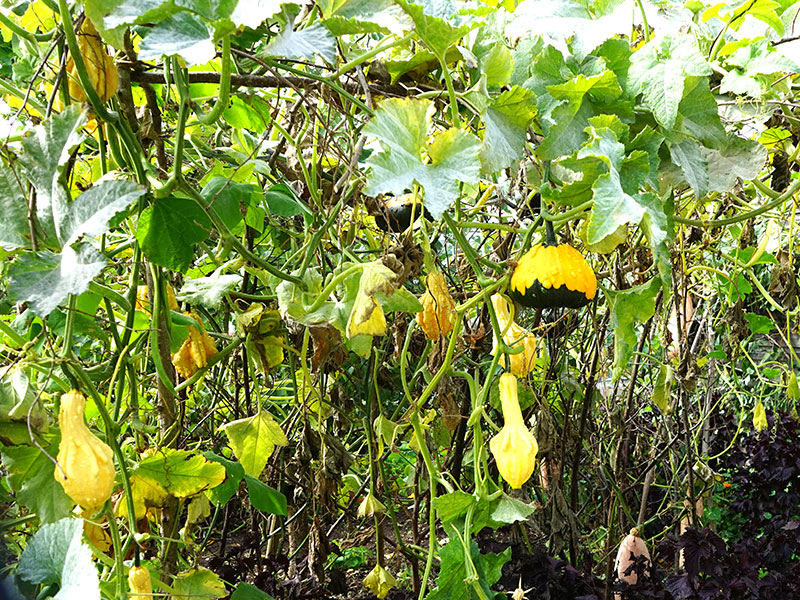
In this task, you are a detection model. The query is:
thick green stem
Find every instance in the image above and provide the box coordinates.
[192,35,232,125]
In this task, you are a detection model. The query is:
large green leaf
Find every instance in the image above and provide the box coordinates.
[262,22,336,64]
[134,449,226,498]
[135,196,212,272]
[0,165,31,250]
[58,180,144,247]
[704,135,767,193]
[7,244,106,317]
[426,524,511,600]
[628,35,712,129]
[578,121,649,246]
[537,69,626,160]
[18,518,100,599]
[200,177,257,233]
[219,411,288,477]
[1,437,72,524]
[243,474,287,515]
[363,98,480,219]
[320,0,409,35]
[231,0,283,28]
[479,86,537,174]
[171,568,226,599]
[19,106,85,245]
[606,277,661,380]
[138,12,216,66]
[669,138,708,199]
[394,0,475,56]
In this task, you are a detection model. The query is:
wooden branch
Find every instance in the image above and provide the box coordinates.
[124,68,415,98]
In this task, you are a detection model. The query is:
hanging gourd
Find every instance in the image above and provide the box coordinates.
[614,527,651,587]
[489,373,538,489]
[54,390,116,511]
[373,195,432,233]
[490,294,537,377]
[509,220,596,309]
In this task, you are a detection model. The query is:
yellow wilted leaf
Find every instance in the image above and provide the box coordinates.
[417,270,456,340]
[363,564,397,599]
[346,261,396,339]
[753,401,767,432]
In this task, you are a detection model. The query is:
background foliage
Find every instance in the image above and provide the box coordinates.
[0,0,799,599]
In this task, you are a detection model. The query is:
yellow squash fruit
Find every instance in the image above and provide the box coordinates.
[490,294,537,376]
[417,270,456,340]
[67,18,118,104]
[489,373,538,489]
[509,221,596,309]
[128,565,153,599]
[135,283,179,312]
[54,390,115,511]
[171,312,218,379]
[614,528,650,587]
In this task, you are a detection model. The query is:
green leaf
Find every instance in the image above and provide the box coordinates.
[605,278,661,380]
[0,370,47,444]
[744,312,775,334]
[134,449,226,498]
[638,192,672,287]
[669,138,708,198]
[537,69,624,160]
[704,135,767,193]
[223,95,271,131]
[265,184,305,217]
[20,106,85,244]
[1,437,72,523]
[59,180,144,247]
[628,35,712,129]
[7,244,106,317]
[135,196,212,273]
[178,267,242,308]
[320,0,409,35]
[426,525,511,600]
[243,474,288,515]
[219,411,288,477]
[18,518,100,599]
[431,490,475,524]
[202,452,245,506]
[263,22,336,64]
[394,0,475,56]
[231,0,283,28]
[491,494,535,524]
[481,42,514,88]
[0,165,31,250]
[200,177,256,232]
[579,123,647,246]
[231,582,276,600]
[363,98,480,219]
[104,0,175,29]
[138,12,215,66]
[507,0,633,60]
[172,567,226,599]
[479,86,537,174]
[674,77,727,150]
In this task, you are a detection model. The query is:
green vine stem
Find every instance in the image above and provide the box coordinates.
[331,32,414,78]
[191,35,232,125]
[56,0,118,122]
[674,178,799,227]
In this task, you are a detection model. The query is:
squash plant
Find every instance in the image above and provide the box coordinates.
[0,0,797,599]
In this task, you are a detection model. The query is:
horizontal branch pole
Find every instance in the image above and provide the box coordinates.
[124,68,416,97]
